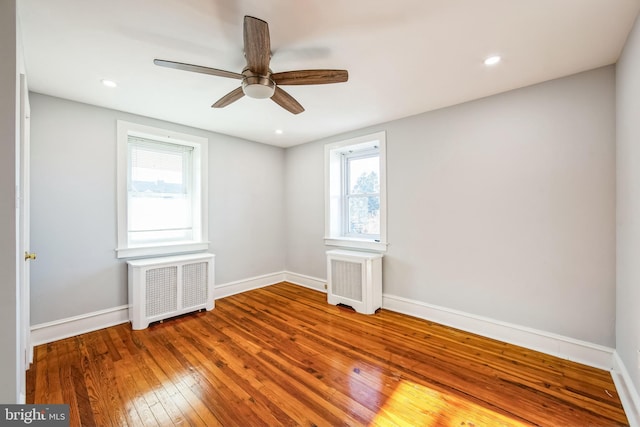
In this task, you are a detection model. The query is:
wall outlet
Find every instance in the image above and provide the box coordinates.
[324,284,328,290]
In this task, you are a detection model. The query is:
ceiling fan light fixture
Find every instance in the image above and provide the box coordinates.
[154,16,348,114]
[242,75,275,99]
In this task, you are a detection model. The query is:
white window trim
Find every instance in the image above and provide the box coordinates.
[116,121,209,258]
[325,131,388,252]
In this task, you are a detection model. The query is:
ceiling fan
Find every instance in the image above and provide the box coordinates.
[154,16,349,114]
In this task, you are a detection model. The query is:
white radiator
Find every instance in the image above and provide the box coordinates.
[127,253,215,330]
[326,249,383,314]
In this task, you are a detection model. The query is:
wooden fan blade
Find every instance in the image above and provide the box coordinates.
[212,87,245,108]
[271,69,349,85]
[271,87,304,114]
[154,59,243,80]
[243,16,271,76]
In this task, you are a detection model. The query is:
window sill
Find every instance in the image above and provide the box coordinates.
[116,242,210,259]
[324,237,388,252]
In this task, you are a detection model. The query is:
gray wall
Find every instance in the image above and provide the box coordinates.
[286,66,616,347]
[29,64,617,351]
[29,93,285,325]
[0,0,19,403]
[617,12,640,396]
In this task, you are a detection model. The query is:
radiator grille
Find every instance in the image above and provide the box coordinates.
[182,262,209,308]
[145,266,178,317]
[331,259,363,301]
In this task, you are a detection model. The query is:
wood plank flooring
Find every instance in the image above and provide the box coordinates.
[27,282,628,426]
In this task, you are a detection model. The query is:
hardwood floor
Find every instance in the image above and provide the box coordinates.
[27,282,628,426]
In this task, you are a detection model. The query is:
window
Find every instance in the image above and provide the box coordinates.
[344,149,380,238]
[116,121,208,258]
[325,131,387,251]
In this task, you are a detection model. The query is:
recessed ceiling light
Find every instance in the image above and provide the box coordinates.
[101,79,117,88]
[484,55,502,66]
[275,129,283,135]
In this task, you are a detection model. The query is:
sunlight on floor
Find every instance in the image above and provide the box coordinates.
[369,379,529,427]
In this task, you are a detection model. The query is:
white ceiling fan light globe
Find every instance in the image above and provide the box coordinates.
[242,75,276,99]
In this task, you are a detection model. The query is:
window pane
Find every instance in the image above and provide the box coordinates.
[129,229,193,245]
[348,156,379,195]
[348,195,380,235]
[130,144,189,193]
[128,140,193,245]
[129,195,191,232]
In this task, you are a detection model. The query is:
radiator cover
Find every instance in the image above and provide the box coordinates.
[326,249,383,314]
[127,253,215,330]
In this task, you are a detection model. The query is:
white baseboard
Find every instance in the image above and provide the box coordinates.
[28,272,616,375]
[612,351,640,427]
[30,305,129,347]
[284,271,327,292]
[382,293,614,371]
[214,271,286,299]
[29,271,289,347]
[214,271,327,298]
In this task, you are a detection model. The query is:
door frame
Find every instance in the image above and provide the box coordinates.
[18,72,31,402]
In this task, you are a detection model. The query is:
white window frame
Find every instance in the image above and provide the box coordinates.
[325,131,387,252]
[116,121,209,258]
[342,148,380,239]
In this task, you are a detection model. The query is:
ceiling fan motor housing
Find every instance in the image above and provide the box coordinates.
[242,69,275,99]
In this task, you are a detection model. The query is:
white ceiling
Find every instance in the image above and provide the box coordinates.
[18,0,640,148]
